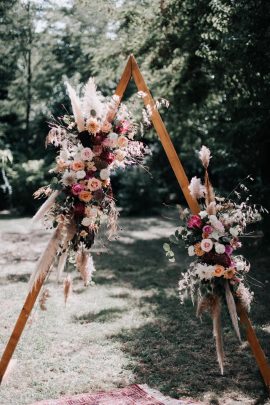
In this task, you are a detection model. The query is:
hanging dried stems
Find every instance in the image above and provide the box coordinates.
[28,220,76,292]
[63,275,72,305]
[39,288,51,311]
[197,294,224,374]
[76,249,96,286]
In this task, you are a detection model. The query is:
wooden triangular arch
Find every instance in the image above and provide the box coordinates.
[0,55,269,392]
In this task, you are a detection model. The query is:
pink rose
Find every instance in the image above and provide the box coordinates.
[225,245,233,255]
[87,178,102,191]
[187,215,202,229]
[71,183,84,195]
[201,238,213,252]
[102,138,113,147]
[203,225,213,234]
[81,148,94,161]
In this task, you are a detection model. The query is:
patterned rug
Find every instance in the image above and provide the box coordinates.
[31,384,202,405]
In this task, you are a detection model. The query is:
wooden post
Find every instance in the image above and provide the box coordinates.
[0,225,64,383]
[0,54,269,391]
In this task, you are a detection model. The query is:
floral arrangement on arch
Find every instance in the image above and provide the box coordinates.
[31,78,148,298]
[164,146,266,374]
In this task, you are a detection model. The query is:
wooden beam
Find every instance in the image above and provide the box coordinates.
[130,55,200,215]
[237,303,270,390]
[0,226,63,383]
[114,55,132,99]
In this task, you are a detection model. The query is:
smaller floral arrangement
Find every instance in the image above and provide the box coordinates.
[164,146,266,374]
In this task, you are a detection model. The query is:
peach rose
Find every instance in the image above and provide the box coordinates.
[101,121,112,133]
[86,118,100,134]
[87,178,102,191]
[78,190,92,202]
[117,135,128,148]
[56,158,68,172]
[194,243,204,257]
[213,265,225,277]
[224,268,236,279]
[71,160,85,171]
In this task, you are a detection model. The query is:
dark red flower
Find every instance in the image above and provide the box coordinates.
[101,151,115,164]
[74,203,85,216]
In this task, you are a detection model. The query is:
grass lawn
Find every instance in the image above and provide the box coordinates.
[0,214,270,405]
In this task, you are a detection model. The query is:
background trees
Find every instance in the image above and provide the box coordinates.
[0,0,269,221]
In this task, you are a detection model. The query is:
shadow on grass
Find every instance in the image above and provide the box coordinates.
[73,307,127,324]
[94,230,270,401]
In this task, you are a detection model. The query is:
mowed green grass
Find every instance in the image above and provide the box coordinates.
[0,216,270,405]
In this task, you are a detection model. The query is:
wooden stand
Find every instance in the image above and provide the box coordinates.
[0,55,269,391]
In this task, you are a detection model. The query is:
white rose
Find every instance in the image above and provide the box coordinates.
[188,246,195,256]
[81,217,93,226]
[85,206,99,218]
[215,243,225,254]
[230,227,239,237]
[109,132,118,141]
[60,150,70,160]
[199,210,208,219]
[236,261,244,271]
[76,170,86,180]
[211,231,220,241]
[100,168,110,180]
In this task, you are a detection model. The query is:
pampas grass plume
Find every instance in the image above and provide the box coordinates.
[199,145,212,168]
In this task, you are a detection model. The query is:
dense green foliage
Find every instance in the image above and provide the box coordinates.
[0,0,269,218]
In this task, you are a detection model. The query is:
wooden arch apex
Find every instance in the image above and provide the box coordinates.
[0,54,269,393]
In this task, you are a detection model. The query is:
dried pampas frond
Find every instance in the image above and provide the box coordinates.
[197,294,224,374]
[188,176,205,200]
[206,201,217,215]
[29,221,76,291]
[32,190,59,223]
[225,280,241,343]
[76,250,95,286]
[199,145,211,169]
[82,77,106,122]
[211,295,225,375]
[56,250,68,283]
[63,274,72,305]
[107,201,119,240]
[39,288,51,311]
[204,170,216,209]
[66,82,85,132]
[28,224,64,291]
